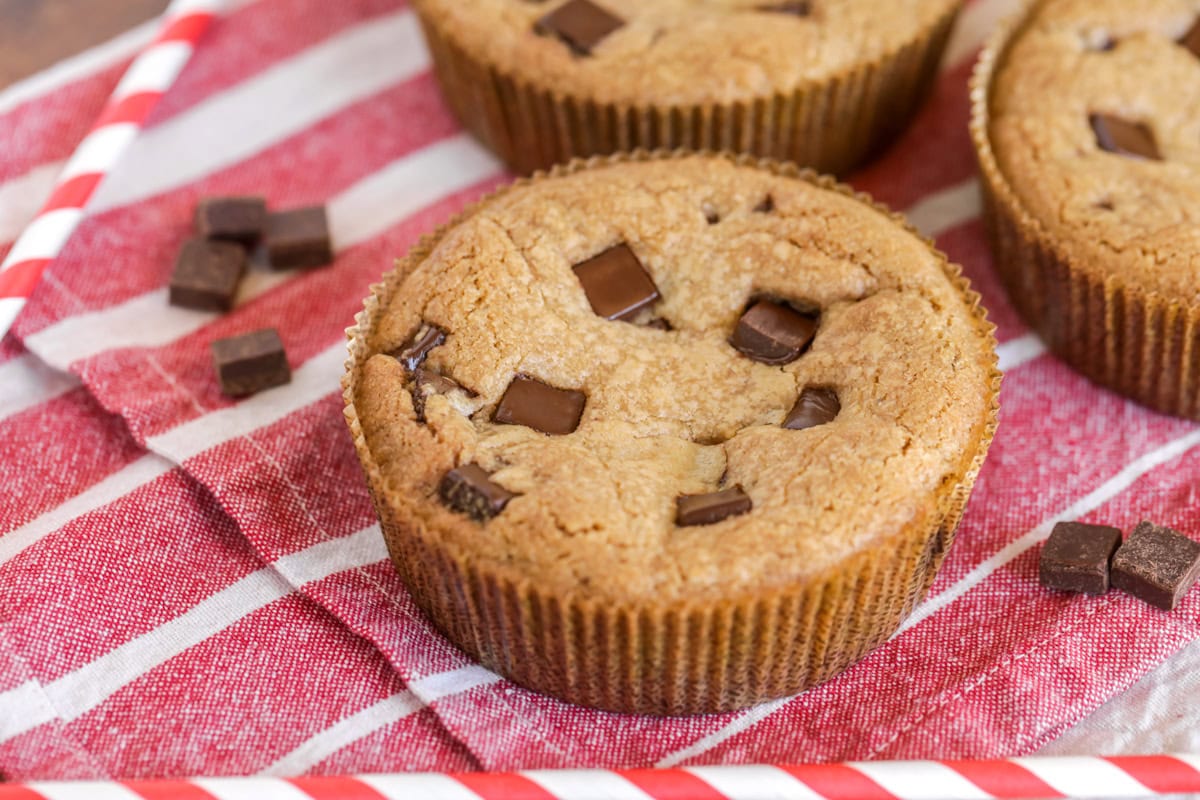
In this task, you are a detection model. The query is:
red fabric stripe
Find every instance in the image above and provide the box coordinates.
[621,768,730,800]
[452,773,558,800]
[778,764,897,800]
[123,779,218,800]
[287,776,388,800]
[39,173,101,214]
[92,91,161,130]
[1104,756,1200,795]
[943,759,1065,799]
[0,787,51,800]
[154,12,216,46]
[0,259,47,299]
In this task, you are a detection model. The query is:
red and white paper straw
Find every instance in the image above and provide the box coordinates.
[0,0,223,337]
[5,754,1200,800]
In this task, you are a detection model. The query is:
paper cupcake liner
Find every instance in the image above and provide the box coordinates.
[415,5,960,176]
[970,1,1200,420]
[342,150,1001,715]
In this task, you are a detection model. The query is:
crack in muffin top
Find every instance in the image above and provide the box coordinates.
[355,157,995,602]
[413,0,961,106]
[989,0,1200,302]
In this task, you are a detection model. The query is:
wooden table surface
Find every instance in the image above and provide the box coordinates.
[0,0,170,89]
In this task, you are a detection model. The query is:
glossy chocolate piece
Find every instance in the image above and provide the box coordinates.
[535,0,624,55]
[1180,18,1200,57]
[439,463,515,521]
[676,486,752,527]
[731,299,817,365]
[264,206,333,269]
[758,2,810,15]
[393,324,447,372]
[573,244,660,321]
[194,196,267,245]
[1039,521,1123,595]
[1111,520,1200,610]
[211,328,291,396]
[783,387,840,430]
[494,376,586,435]
[169,238,247,312]
[1090,114,1161,160]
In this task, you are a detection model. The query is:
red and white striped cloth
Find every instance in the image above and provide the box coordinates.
[0,0,1197,783]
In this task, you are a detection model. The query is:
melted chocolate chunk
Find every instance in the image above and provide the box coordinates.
[535,0,625,56]
[731,299,818,365]
[169,238,248,312]
[753,195,776,213]
[494,376,586,435]
[1090,114,1161,160]
[1180,18,1200,57]
[758,1,811,15]
[412,367,463,420]
[573,243,660,321]
[439,463,515,521]
[783,387,840,430]
[1039,521,1123,595]
[676,486,752,527]
[393,324,447,372]
[264,206,333,269]
[1111,520,1200,610]
[194,196,267,245]
[211,328,291,396]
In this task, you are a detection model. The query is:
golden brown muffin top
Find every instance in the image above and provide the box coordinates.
[988,0,1200,301]
[354,156,996,602]
[414,0,961,106]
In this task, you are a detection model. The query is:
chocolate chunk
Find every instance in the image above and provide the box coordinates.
[264,206,333,269]
[194,196,267,245]
[535,0,624,55]
[731,299,818,365]
[676,486,753,527]
[758,2,811,15]
[704,208,721,225]
[1039,521,1123,595]
[393,324,447,372]
[439,463,515,521]
[211,328,291,396]
[1111,520,1200,610]
[1090,114,1161,160]
[754,195,775,213]
[412,367,463,420]
[169,238,247,312]
[494,376,586,435]
[784,387,840,430]
[572,244,660,321]
[1180,18,1200,57]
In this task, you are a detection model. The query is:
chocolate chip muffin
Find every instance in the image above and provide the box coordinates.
[414,0,962,174]
[343,152,1000,714]
[972,0,1200,418]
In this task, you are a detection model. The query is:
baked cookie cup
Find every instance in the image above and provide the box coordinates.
[414,0,962,175]
[343,151,1000,715]
[972,0,1200,419]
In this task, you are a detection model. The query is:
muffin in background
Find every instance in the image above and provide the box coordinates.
[413,0,962,175]
[972,0,1200,418]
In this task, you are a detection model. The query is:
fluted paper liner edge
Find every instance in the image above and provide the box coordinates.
[969,0,1199,419]
[342,150,1002,715]
[414,4,960,176]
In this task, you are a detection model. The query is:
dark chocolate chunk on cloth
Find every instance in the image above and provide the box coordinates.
[732,299,817,365]
[169,239,247,312]
[494,376,586,435]
[535,0,624,55]
[676,486,752,527]
[1090,114,1161,160]
[1111,520,1200,610]
[1039,521,1123,595]
[264,206,333,269]
[439,463,515,521]
[784,387,840,430]
[573,244,660,321]
[194,196,267,245]
[211,328,291,396]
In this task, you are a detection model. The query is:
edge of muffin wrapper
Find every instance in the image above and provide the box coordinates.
[412,1,961,176]
[970,0,1200,420]
[340,150,1002,715]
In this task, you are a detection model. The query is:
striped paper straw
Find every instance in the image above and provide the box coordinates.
[0,0,224,337]
[5,754,1200,799]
